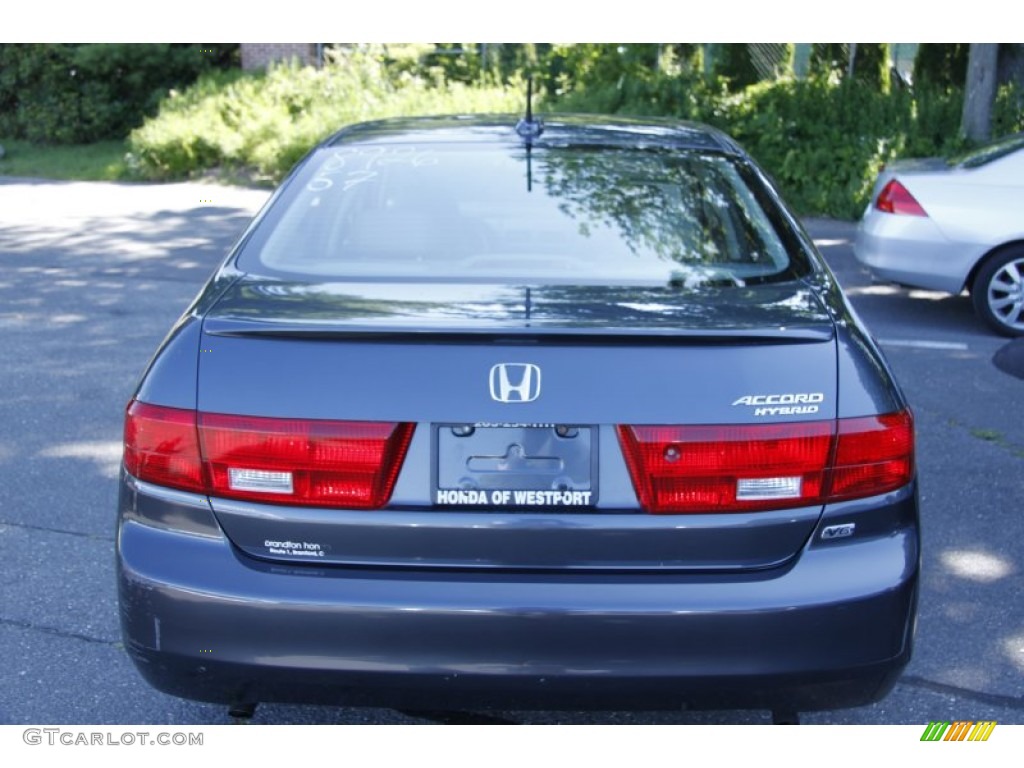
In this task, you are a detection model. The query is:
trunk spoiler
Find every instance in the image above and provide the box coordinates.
[202,317,834,345]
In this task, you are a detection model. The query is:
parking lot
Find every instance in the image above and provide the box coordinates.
[0,178,1021,725]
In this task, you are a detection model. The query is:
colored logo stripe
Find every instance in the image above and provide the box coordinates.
[920,721,996,742]
[944,721,973,741]
[968,721,997,741]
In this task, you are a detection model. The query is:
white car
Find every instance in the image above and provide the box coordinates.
[854,132,1024,336]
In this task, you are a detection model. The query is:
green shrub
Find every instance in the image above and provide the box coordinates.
[902,86,966,157]
[128,50,521,182]
[914,44,969,89]
[718,76,971,217]
[545,44,724,122]
[550,71,721,120]
[853,44,891,92]
[0,44,235,144]
[720,78,887,218]
[808,43,890,91]
[808,44,849,79]
[993,82,1024,135]
[543,44,656,103]
[127,45,1007,219]
[0,45,79,143]
[713,45,762,90]
[548,65,972,219]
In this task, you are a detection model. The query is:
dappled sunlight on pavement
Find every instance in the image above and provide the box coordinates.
[37,440,124,480]
[1003,632,1024,673]
[939,548,1016,583]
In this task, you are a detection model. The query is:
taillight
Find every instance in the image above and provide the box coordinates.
[617,422,833,513]
[874,179,927,216]
[830,412,914,501]
[198,414,413,508]
[124,402,205,493]
[617,410,913,514]
[123,401,414,509]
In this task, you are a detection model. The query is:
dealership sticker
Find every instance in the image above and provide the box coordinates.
[264,539,326,557]
[436,489,592,507]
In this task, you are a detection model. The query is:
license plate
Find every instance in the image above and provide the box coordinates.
[434,424,596,508]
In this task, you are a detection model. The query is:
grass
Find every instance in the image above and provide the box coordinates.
[970,428,1002,442]
[967,427,1024,459]
[0,138,129,181]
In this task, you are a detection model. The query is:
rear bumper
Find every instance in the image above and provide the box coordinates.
[854,211,975,294]
[118,486,919,713]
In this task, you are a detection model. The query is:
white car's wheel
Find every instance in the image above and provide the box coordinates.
[973,247,1024,337]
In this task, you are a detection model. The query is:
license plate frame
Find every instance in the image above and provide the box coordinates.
[433,423,597,509]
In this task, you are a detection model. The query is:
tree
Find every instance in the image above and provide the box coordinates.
[851,43,891,92]
[808,43,890,90]
[914,44,969,89]
[713,45,761,89]
[961,44,999,142]
[808,43,847,78]
[997,44,1024,93]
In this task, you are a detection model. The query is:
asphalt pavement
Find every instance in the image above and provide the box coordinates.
[0,180,1021,725]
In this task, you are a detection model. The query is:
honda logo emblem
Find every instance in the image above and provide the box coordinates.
[489,363,541,403]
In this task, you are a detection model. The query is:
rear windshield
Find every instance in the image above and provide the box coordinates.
[949,131,1024,169]
[238,143,810,286]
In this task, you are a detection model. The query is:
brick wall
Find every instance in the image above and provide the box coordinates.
[240,44,317,71]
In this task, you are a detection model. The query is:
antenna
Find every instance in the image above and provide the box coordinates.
[526,142,533,193]
[514,75,542,193]
[515,74,543,143]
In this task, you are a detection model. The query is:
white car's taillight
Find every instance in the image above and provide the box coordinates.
[874,180,928,216]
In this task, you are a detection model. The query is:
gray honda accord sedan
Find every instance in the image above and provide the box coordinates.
[117,114,918,721]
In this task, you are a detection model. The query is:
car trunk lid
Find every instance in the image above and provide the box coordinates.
[197,278,838,572]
